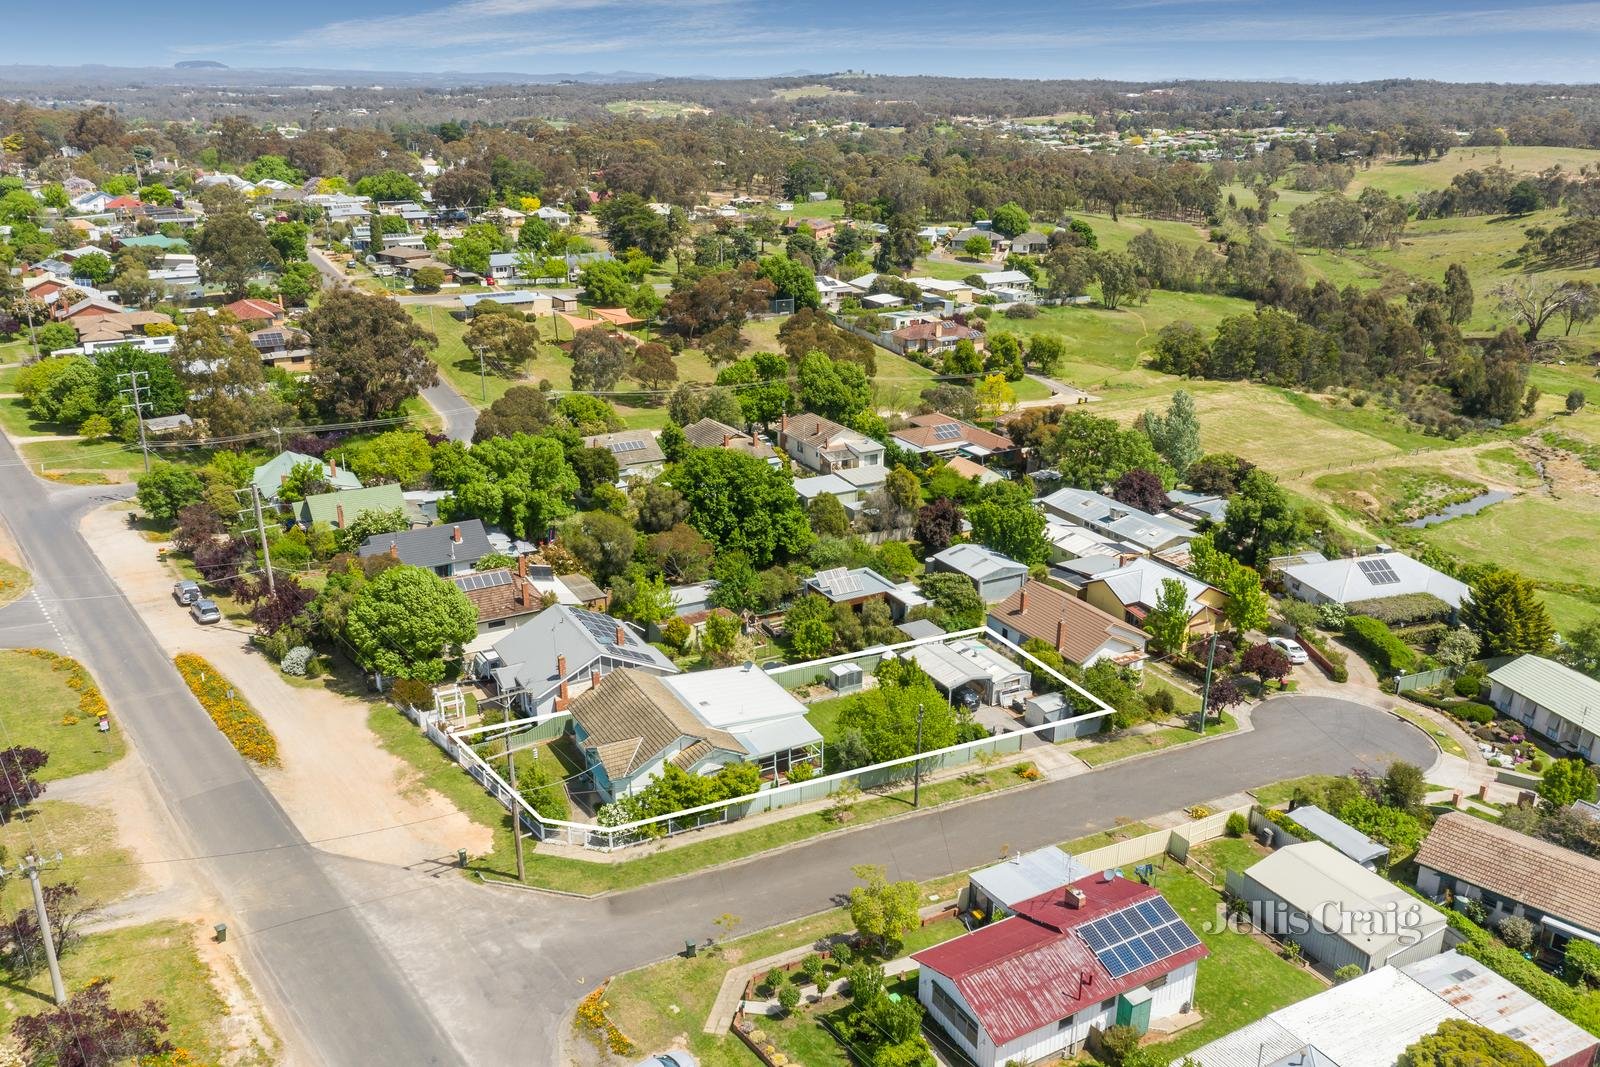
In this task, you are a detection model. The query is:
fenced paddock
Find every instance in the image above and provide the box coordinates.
[406,627,1121,853]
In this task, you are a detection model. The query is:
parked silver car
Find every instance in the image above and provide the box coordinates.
[190,599,222,625]
[172,579,202,605]
[1268,636,1309,665]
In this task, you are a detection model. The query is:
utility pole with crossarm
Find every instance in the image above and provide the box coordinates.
[119,369,152,473]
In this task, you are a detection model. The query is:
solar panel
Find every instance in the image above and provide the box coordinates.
[932,422,963,442]
[1079,896,1199,981]
[526,564,555,582]
[453,570,514,592]
[609,439,646,454]
[1357,558,1402,586]
[815,567,852,595]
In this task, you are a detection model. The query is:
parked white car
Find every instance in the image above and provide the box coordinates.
[1268,637,1309,665]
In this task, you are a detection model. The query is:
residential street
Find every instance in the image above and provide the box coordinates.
[0,436,1435,1063]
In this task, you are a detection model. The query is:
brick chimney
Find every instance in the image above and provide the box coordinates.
[388,541,398,559]
[614,622,626,645]
[1018,587,1028,614]
[722,432,733,447]
[452,525,462,544]
[1055,618,1066,653]
[590,668,601,688]
[335,504,345,529]
[556,678,569,711]
[557,653,567,678]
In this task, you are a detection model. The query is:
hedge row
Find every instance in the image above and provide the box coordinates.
[1344,615,1417,675]
[1345,592,1455,627]
[1404,691,1496,725]
[174,653,279,766]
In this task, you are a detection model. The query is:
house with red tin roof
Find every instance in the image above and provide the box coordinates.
[913,871,1206,1066]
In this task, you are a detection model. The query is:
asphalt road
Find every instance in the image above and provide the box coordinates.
[0,447,462,1065]
[0,420,1435,1063]
[306,245,478,442]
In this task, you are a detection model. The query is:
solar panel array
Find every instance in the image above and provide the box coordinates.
[609,438,647,454]
[815,567,863,596]
[932,422,963,442]
[1356,558,1401,586]
[571,608,661,667]
[526,564,555,582]
[1078,897,1200,980]
[452,570,514,592]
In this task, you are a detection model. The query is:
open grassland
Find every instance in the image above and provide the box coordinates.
[604,99,712,118]
[0,650,126,780]
[1348,146,1600,197]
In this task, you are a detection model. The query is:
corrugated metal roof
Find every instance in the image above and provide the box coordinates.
[1243,842,1447,958]
[915,875,1207,1046]
[1489,655,1600,737]
[1285,805,1390,867]
[970,848,1089,910]
[1403,952,1599,1067]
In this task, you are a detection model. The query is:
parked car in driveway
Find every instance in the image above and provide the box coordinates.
[172,579,201,605]
[1268,636,1309,665]
[190,599,222,625]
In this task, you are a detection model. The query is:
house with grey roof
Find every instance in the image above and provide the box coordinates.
[1037,487,1196,557]
[481,605,679,717]
[927,544,1029,603]
[1278,550,1469,613]
[357,519,493,576]
[584,429,665,481]
[965,847,1089,917]
[1487,655,1600,762]
[804,567,927,622]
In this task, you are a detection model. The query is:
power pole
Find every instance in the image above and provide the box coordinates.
[912,702,926,808]
[1198,632,1219,736]
[503,705,525,882]
[237,485,275,597]
[9,853,67,1005]
[118,369,152,473]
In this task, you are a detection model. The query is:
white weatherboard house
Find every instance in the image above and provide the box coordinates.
[1486,654,1600,761]
[913,872,1205,1067]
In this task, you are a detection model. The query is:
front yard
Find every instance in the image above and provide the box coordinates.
[1075,712,1239,767]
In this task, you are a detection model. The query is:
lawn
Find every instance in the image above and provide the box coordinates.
[1312,465,1486,527]
[0,919,247,1065]
[1414,490,1600,635]
[1188,835,1270,878]
[1250,774,1339,808]
[0,560,30,609]
[0,396,68,438]
[1059,820,1157,854]
[1075,713,1238,768]
[1141,666,1202,716]
[19,437,149,482]
[1388,702,1470,760]
[1147,863,1325,1059]
[0,800,139,911]
[0,650,126,780]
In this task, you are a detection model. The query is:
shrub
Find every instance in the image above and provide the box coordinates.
[831,942,854,967]
[173,653,279,765]
[1334,963,1363,984]
[279,646,313,676]
[1497,915,1535,953]
[1568,939,1600,988]
[1098,1024,1142,1067]
[1279,600,1320,634]
[776,983,801,1015]
[1449,701,1495,725]
[389,677,433,711]
[1225,812,1248,838]
[1459,898,1490,927]
[1144,686,1175,716]
[1317,602,1349,629]
[1002,303,1039,319]
[1454,673,1485,699]
[761,968,785,996]
[799,954,827,987]
[1344,615,1417,676]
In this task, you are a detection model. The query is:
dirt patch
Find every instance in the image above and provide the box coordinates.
[78,504,491,867]
[1520,436,1600,498]
[194,922,282,1066]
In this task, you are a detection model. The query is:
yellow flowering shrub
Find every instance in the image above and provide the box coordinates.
[173,653,279,766]
[22,648,111,725]
[575,983,636,1057]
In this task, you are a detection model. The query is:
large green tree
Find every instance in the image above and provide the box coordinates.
[1397,1019,1541,1067]
[345,566,476,683]
[847,864,922,954]
[432,434,579,541]
[305,288,438,420]
[192,208,281,298]
[796,351,870,424]
[670,448,810,567]
[966,481,1048,565]
[569,327,632,392]
[176,315,285,438]
[465,311,541,379]
[1138,389,1202,477]
[1143,578,1193,655]
[1460,567,1555,657]
[757,255,820,310]
[1217,469,1306,567]
[1049,412,1172,491]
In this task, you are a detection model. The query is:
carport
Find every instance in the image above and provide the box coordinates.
[908,640,1029,706]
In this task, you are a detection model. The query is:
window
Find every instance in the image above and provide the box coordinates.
[1100,997,1116,1012]
[931,983,979,1048]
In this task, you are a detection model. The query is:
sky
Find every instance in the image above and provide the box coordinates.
[11,0,1600,83]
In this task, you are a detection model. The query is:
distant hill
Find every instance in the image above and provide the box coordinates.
[174,60,228,70]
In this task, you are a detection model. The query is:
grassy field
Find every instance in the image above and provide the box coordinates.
[0,651,126,780]
[19,437,149,482]
[0,800,139,911]
[0,920,246,1065]
[1250,774,1339,807]
[1312,465,1486,527]
[604,99,712,119]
